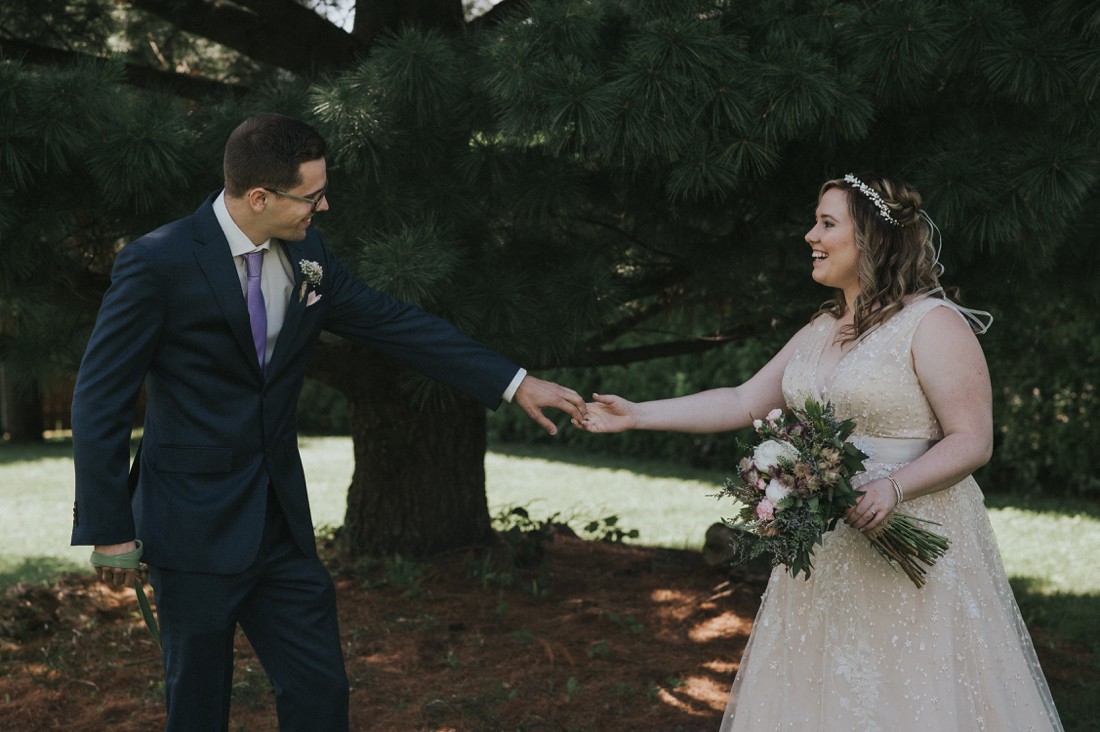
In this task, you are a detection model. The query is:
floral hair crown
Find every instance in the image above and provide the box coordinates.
[844,174,901,227]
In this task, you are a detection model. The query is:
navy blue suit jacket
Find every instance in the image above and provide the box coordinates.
[71,193,518,574]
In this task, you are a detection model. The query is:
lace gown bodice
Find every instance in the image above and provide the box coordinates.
[786,298,943,440]
[718,298,1063,732]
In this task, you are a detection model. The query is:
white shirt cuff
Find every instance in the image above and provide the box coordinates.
[502,368,527,403]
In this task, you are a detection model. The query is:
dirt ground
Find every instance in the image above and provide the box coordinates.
[0,530,1084,732]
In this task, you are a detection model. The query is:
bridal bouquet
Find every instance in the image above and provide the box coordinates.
[720,397,950,589]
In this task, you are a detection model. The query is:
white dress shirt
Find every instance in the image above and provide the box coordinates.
[214,192,293,367]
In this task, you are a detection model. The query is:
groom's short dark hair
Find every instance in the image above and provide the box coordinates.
[223,113,327,198]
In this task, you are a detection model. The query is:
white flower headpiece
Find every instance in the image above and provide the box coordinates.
[844,173,901,227]
[841,175,993,334]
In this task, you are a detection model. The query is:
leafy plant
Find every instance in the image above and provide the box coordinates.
[611,682,636,699]
[565,676,581,701]
[587,639,611,660]
[464,506,562,597]
[581,515,640,544]
[493,506,558,568]
[607,612,644,635]
[360,554,431,598]
[509,629,533,645]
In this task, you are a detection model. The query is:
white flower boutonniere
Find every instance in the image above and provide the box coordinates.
[298,259,323,303]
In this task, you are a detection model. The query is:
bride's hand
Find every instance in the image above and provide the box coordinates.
[845,479,897,532]
[578,393,637,433]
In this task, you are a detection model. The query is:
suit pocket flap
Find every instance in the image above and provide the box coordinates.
[154,446,233,473]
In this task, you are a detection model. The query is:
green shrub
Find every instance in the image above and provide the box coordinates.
[977,298,1100,497]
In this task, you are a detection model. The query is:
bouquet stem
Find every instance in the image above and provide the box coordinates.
[865,513,950,589]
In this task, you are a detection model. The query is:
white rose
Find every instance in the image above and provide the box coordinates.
[752,439,800,472]
[764,478,792,508]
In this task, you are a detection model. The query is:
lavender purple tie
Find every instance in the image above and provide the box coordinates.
[244,250,266,370]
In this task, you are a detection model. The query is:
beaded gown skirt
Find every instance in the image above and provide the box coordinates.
[719,298,1063,732]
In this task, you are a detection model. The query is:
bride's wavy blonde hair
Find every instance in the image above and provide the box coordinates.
[815,173,945,344]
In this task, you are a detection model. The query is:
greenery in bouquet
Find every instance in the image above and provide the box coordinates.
[720,397,949,588]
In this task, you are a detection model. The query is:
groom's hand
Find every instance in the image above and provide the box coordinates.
[514,375,586,436]
[93,541,139,589]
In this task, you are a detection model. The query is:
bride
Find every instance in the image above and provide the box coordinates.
[578,173,1063,731]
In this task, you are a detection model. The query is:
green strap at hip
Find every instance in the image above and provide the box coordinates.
[89,540,161,649]
[132,578,161,649]
[89,539,144,569]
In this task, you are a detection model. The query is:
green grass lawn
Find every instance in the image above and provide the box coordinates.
[2,436,1098,728]
[4,436,1099,595]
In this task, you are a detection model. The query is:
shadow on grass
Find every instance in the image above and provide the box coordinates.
[984,492,1100,521]
[0,555,89,592]
[1010,576,1100,732]
[488,440,727,484]
[0,438,76,465]
[0,436,142,466]
[1010,577,1100,650]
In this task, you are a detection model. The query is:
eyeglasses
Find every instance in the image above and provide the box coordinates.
[263,186,327,213]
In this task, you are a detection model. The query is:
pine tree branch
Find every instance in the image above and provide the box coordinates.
[570,215,679,262]
[586,294,676,348]
[124,0,363,76]
[0,38,246,98]
[586,261,695,344]
[562,327,757,368]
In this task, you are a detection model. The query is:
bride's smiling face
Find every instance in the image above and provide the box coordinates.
[805,187,860,300]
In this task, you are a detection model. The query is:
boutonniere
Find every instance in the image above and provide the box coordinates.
[298,259,323,303]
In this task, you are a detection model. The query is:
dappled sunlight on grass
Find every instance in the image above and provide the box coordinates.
[703,659,738,675]
[656,673,729,716]
[689,612,749,644]
[0,438,76,466]
[650,587,694,606]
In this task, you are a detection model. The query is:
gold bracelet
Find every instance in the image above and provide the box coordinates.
[886,475,904,507]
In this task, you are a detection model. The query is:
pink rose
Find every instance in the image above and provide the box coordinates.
[755,498,775,521]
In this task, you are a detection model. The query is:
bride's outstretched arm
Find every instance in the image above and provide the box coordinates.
[581,324,812,434]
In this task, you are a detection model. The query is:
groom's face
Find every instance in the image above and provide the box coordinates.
[261,157,329,242]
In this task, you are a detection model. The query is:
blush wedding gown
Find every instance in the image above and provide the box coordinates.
[719,297,1063,732]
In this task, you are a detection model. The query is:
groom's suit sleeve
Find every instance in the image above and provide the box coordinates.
[311,243,520,409]
[71,236,168,546]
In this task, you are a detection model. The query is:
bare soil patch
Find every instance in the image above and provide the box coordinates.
[0,531,1084,731]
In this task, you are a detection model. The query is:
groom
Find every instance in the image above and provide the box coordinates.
[70,112,586,731]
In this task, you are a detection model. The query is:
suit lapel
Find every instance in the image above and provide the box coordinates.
[191,199,264,377]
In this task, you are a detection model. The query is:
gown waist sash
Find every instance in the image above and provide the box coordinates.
[853,436,936,465]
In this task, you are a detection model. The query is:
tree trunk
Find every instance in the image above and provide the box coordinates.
[336,359,494,558]
[128,0,362,76]
[0,366,44,442]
